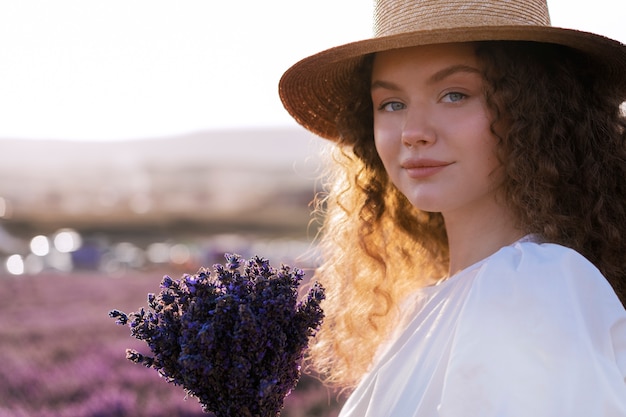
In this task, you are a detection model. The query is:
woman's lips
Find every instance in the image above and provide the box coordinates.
[401,159,452,179]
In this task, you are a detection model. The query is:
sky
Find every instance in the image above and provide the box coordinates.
[0,0,624,141]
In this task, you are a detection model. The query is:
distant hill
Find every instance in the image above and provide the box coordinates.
[0,128,326,238]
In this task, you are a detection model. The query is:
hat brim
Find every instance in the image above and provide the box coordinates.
[279,25,626,140]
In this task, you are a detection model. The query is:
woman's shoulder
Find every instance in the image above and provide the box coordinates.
[491,238,597,273]
[442,239,626,416]
[468,238,626,330]
[483,238,608,291]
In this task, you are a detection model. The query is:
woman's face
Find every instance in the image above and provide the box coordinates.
[371,42,504,217]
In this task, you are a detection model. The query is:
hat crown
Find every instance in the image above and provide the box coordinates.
[374,0,551,37]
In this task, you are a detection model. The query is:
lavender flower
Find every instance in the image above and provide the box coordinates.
[109,253,325,417]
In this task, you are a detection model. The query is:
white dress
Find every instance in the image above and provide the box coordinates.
[338,239,626,416]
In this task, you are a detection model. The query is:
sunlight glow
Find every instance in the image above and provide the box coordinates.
[6,254,25,275]
[53,229,83,253]
[30,235,50,257]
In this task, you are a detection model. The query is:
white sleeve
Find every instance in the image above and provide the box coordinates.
[438,243,626,417]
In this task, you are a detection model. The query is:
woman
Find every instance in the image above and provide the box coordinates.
[279,0,626,415]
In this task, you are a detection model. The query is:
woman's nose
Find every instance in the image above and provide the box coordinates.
[401,109,436,148]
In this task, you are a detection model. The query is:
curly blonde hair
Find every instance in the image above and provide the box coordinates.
[306,41,626,389]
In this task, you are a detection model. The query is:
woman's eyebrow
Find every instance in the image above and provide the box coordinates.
[371,79,401,91]
[371,64,481,91]
[427,64,481,84]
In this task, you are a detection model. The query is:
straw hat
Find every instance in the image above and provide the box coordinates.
[279,0,626,141]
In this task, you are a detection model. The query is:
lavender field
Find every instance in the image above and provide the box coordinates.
[0,269,344,417]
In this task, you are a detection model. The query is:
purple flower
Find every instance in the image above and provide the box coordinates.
[110,253,325,417]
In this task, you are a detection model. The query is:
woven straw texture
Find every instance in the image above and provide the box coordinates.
[374,0,549,36]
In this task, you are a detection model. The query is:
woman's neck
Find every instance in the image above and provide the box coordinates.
[443,201,525,277]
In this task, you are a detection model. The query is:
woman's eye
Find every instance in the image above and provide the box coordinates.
[442,92,467,103]
[380,101,405,112]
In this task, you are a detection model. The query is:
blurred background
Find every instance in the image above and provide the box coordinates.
[0,1,623,416]
[0,128,324,276]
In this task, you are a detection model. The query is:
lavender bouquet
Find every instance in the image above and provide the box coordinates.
[109,253,325,417]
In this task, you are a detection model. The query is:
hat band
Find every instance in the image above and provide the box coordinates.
[374,0,552,37]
